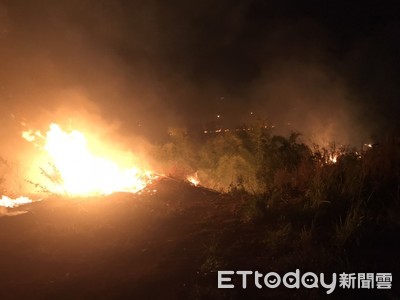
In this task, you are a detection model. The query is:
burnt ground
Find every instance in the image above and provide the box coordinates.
[0,178,399,300]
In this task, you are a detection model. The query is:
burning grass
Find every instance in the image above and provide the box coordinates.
[156,126,400,296]
[156,127,399,239]
[21,123,155,197]
[0,122,399,298]
[0,195,33,208]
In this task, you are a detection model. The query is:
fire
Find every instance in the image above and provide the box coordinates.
[22,123,153,196]
[187,173,200,186]
[0,196,33,208]
[328,153,338,164]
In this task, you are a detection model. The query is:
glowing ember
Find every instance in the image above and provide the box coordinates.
[0,196,33,208]
[187,173,200,186]
[328,153,338,164]
[22,123,153,196]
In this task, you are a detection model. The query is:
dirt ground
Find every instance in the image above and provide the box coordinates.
[0,179,243,299]
[0,179,399,299]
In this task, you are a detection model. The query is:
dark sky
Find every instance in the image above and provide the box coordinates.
[0,0,399,145]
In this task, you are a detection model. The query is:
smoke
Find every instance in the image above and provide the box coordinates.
[0,1,393,135]
[0,0,397,194]
[249,61,367,146]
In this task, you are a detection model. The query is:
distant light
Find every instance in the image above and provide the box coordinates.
[217,115,220,118]
[204,130,208,134]
[250,112,254,115]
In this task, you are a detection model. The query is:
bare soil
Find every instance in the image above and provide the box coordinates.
[0,179,242,299]
[0,179,399,299]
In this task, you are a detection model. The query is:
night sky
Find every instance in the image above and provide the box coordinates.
[0,0,399,144]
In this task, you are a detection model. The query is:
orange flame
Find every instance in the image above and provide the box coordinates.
[328,153,338,164]
[22,123,153,196]
[0,196,33,208]
[187,173,200,186]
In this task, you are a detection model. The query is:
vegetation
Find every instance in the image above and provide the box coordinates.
[156,126,400,297]
[1,125,399,298]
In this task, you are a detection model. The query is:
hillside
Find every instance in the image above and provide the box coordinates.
[0,178,399,299]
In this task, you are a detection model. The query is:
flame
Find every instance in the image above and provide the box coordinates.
[22,123,153,196]
[0,196,33,208]
[187,173,200,186]
[364,143,373,148]
[328,153,338,164]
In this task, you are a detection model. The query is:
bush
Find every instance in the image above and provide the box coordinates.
[155,127,400,241]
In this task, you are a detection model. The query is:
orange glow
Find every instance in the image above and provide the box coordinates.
[0,196,33,208]
[187,173,200,186]
[328,153,338,164]
[22,123,153,196]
